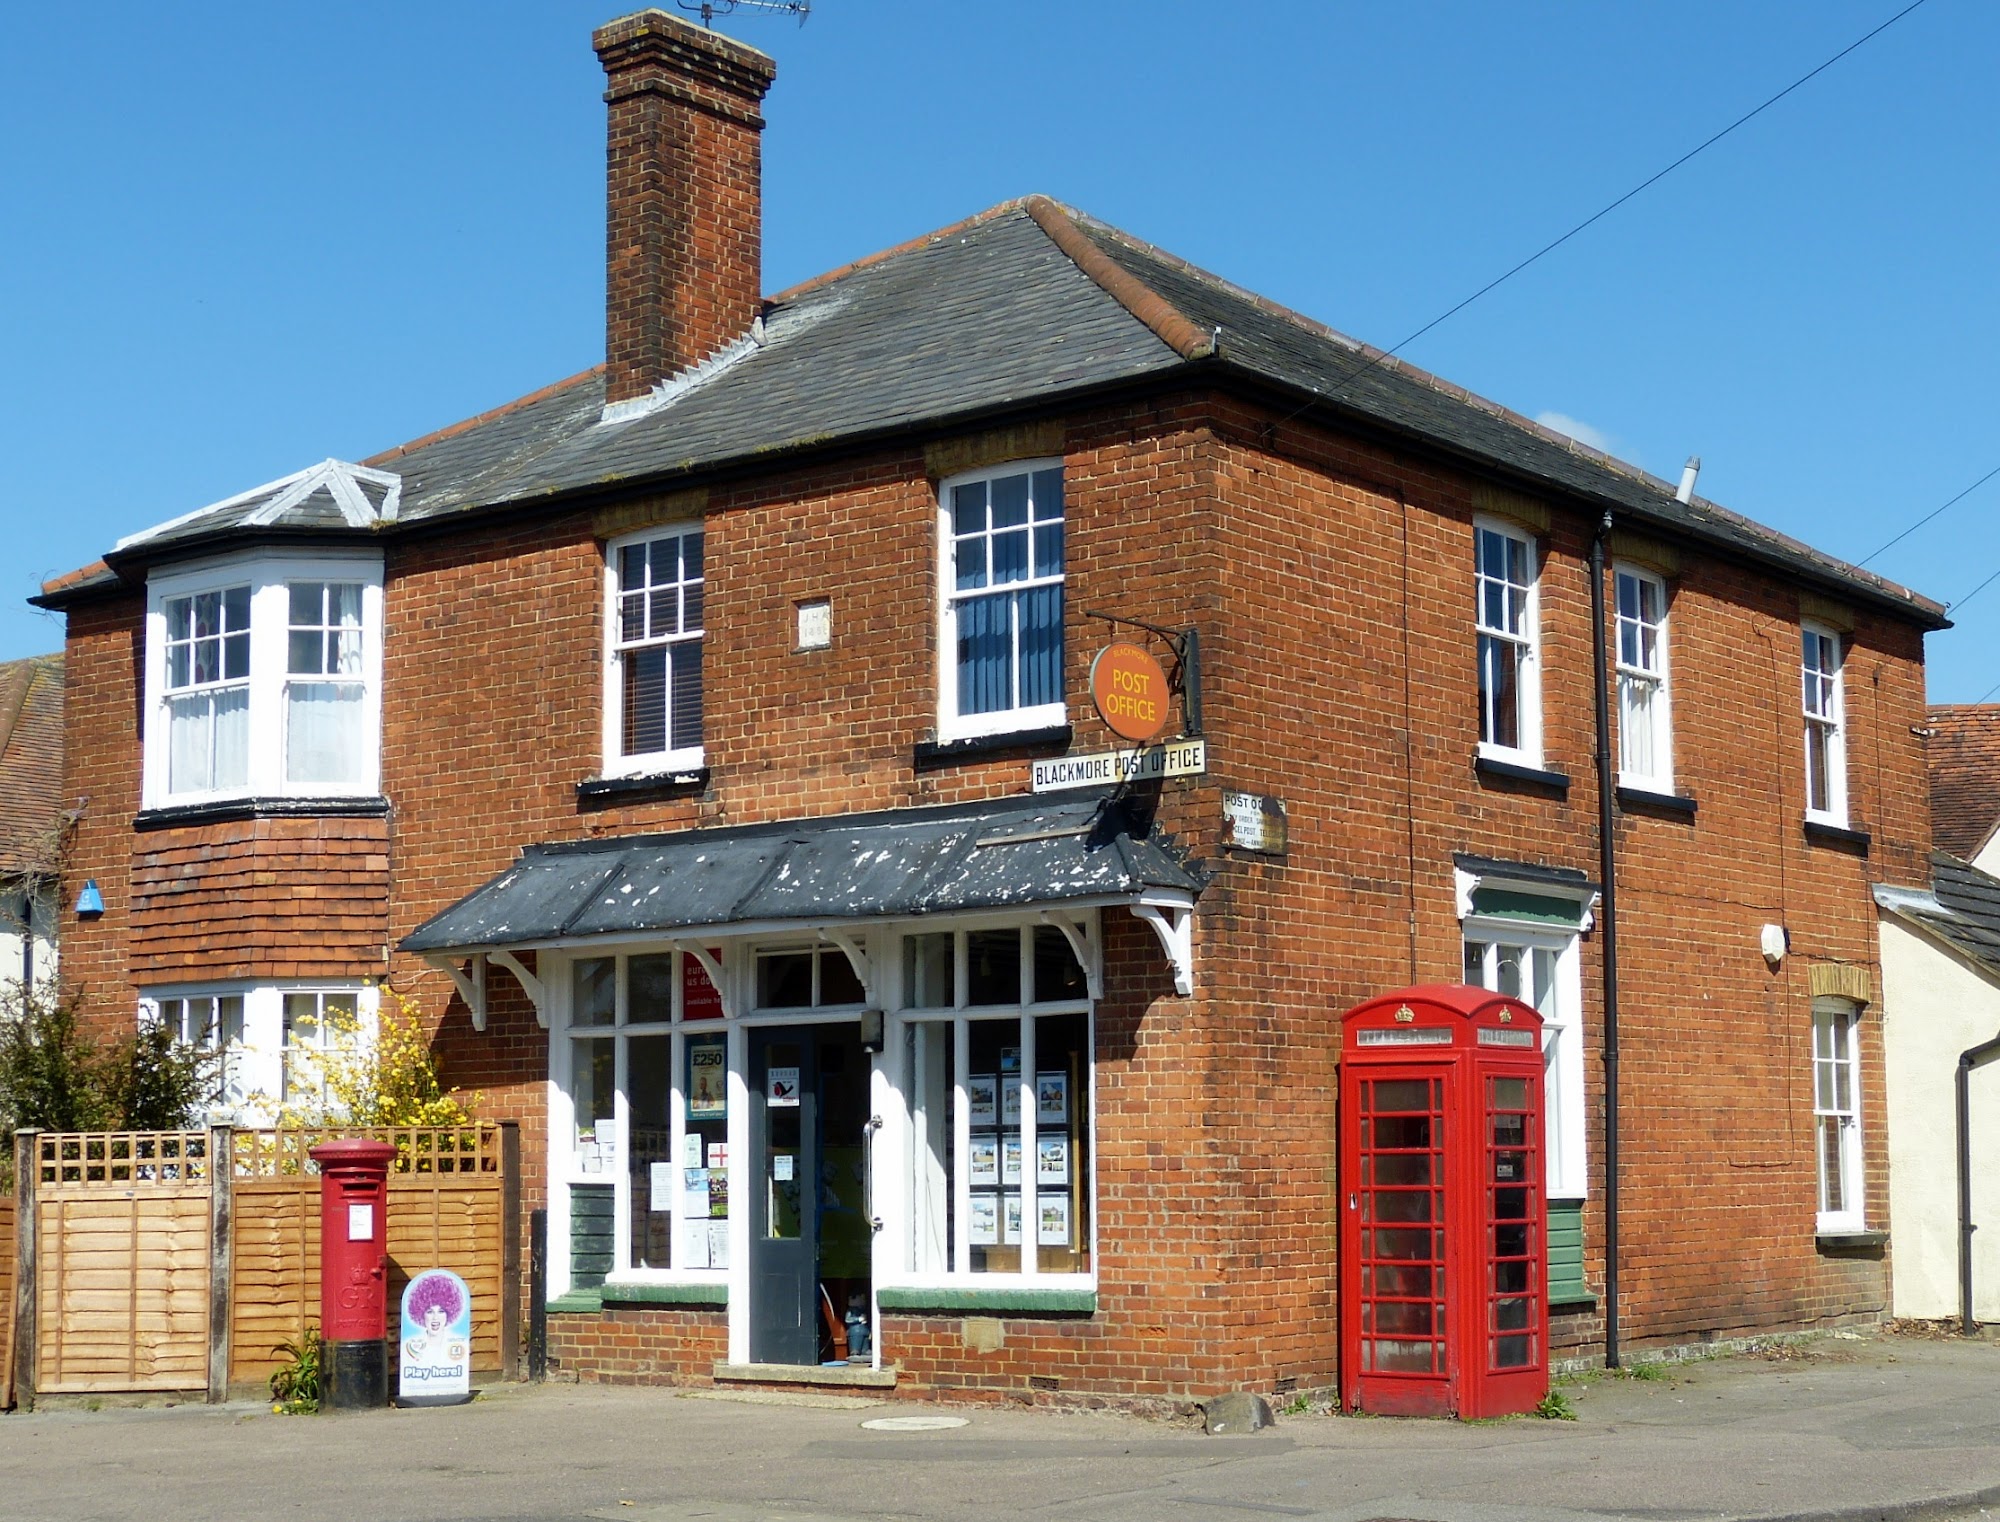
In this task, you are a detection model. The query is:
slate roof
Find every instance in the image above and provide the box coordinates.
[0,654,64,879]
[43,197,1946,631]
[1926,706,2000,861]
[403,790,1202,954]
[1876,851,2000,982]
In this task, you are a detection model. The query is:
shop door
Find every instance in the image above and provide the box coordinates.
[749,1028,819,1364]
[1342,1066,1453,1415]
[747,1022,870,1366]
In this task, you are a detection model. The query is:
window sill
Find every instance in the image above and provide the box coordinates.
[601,1281,728,1307]
[1549,1290,1600,1310]
[134,795,390,831]
[546,1290,605,1314]
[1816,1229,1887,1254]
[1803,820,1871,855]
[1474,755,1572,795]
[874,1286,1097,1315]
[1616,785,1697,818]
[913,724,1072,772]
[577,768,710,808]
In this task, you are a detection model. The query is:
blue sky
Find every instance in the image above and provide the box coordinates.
[4,2,1994,698]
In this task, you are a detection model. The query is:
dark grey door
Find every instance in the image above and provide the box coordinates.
[748,1028,818,1365]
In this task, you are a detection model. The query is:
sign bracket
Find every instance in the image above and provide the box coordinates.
[1084,610,1202,736]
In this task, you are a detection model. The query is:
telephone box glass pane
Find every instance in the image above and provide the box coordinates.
[1357,1074,1445,1379]
[1485,1073,1542,1375]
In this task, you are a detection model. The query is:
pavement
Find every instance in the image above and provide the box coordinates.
[1,1329,1997,1522]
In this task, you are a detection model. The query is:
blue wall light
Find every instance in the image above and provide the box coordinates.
[74,880,104,918]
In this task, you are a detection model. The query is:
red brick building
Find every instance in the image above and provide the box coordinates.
[36,11,1943,1403]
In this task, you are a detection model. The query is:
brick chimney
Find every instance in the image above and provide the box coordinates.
[594,11,777,405]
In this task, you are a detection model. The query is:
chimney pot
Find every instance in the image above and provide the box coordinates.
[595,10,777,404]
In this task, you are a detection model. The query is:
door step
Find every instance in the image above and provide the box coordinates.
[712,1361,898,1390]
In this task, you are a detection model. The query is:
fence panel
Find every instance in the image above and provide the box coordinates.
[227,1127,507,1389]
[19,1128,511,1399]
[34,1133,211,1395]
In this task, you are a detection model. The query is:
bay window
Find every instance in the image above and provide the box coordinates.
[144,554,384,809]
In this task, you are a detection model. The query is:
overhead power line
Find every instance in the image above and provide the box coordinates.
[1265,0,1931,430]
[1858,461,2000,568]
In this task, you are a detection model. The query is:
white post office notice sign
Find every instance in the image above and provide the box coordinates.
[399,1268,474,1406]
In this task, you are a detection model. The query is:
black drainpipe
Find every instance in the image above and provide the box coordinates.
[1588,511,1622,1368]
[1958,1030,2000,1334]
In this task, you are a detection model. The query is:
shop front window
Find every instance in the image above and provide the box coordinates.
[898,922,1093,1280]
[559,949,727,1277]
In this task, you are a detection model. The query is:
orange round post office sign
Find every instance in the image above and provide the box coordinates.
[1090,642,1171,743]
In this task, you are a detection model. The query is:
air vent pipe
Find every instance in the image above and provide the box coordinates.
[1675,457,1701,504]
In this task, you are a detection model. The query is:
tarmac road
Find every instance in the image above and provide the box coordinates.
[0,1331,1994,1522]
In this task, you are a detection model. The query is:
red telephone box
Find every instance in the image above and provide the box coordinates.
[309,1137,398,1410]
[1339,985,1547,1419]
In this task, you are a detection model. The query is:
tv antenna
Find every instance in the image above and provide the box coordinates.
[675,0,810,26]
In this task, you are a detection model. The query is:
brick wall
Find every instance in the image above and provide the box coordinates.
[546,1303,727,1384]
[57,385,1928,1395]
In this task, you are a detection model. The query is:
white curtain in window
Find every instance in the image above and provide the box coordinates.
[168,688,250,794]
[1619,676,1658,779]
[286,681,366,784]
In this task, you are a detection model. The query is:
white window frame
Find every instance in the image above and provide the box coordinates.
[1812,997,1866,1232]
[937,459,1067,743]
[549,945,737,1294]
[1474,516,1542,767]
[1802,623,1848,827]
[1613,564,1673,792]
[881,914,1098,1291]
[138,980,374,1125]
[602,524,705,777]
[142,551,385,810]
[1463,918,1586,1201]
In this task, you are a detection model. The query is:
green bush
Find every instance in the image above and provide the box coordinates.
[0,982,218,1161]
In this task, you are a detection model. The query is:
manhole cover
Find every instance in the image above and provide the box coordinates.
[859,1415,970,1431]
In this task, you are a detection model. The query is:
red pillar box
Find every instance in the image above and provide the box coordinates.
[309,1137,399,1411]
[1338,985,1549,1419]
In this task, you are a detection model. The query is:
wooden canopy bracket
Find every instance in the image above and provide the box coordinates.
[821,929,874,1007]
[1130,901,1194,997]
[677,942,734,1019]
[489,950,548,1029]
[425,954,490,1031]
[1039,911,1102,1001]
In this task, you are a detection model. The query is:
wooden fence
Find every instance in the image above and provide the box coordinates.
[7,1124,519,1408]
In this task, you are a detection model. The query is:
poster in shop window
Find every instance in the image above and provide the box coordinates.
[969,1192,999,1245]
[967,1075,997,1126]
[1038,1195,1071,1247]
[1002,1192,1023,1244]
[968,1134,999,1187]
[1002,1081,1022,1126]
[1002,1135,1022,1185]
[1036,1071,1067,1125]
[688,1038,726,1120]
[1036,1133,1069,1185]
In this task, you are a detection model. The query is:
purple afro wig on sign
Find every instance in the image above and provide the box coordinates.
[407,1272,465,1323]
